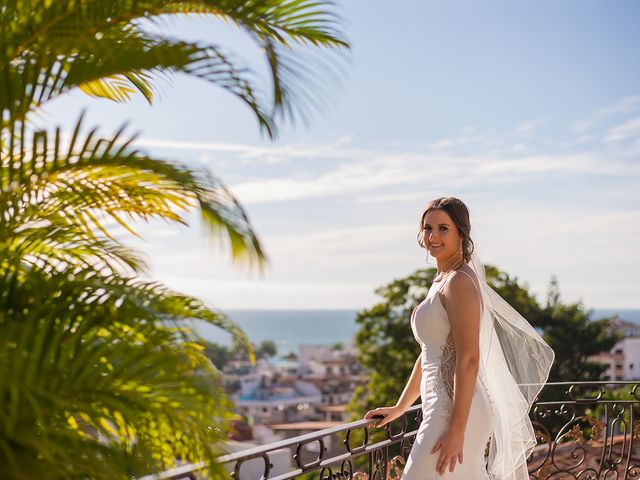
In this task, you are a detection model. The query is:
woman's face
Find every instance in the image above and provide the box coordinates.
[420,209,462,260]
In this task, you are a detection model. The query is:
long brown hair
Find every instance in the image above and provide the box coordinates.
[417,197,475,262]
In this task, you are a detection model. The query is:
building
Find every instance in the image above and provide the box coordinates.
[591,318,640,381]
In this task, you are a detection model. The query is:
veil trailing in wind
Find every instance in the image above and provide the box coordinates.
[466,249,555,480]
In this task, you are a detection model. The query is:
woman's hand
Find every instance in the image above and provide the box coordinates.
[363,405,404,428]
[431,427,464,475]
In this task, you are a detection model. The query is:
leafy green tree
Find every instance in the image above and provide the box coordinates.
[228,337,277,361]
[348,269,433,418]
[205,341,234,370]
[203,339,277,370]
[539,276,621,382]
[0,1,348,479]
[483,265,542,323]
[255,340,278,359]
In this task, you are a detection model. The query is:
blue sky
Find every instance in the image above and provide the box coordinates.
[43,1,640,310]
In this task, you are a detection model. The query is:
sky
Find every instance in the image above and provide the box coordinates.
[42,0,640,310]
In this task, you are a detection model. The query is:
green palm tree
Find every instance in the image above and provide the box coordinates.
[0,1,348,478]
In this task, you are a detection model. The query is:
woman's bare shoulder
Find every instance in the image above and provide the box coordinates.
[446,266,479,292]
[439,266,479,309]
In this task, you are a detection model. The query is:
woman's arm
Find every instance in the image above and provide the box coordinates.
[431,270,481,475]
[445,271,481,433]
[395,351,423,411]
[363,352,422,428]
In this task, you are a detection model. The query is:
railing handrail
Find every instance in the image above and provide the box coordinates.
[217,404,421,464]
[140,380,640,480]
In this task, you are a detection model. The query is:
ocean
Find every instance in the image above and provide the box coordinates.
[193,308,640,356]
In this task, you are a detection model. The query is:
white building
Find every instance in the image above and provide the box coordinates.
[592,319,640,381]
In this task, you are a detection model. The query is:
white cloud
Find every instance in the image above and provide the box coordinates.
[515,117,547,137]
[570,120,595,134]
[570,94,640,133]
[230,155,436,204]
[143,201,640,310]
[354,191,431,204]
[158,275,377,309]
[559,134,594,148]
[104,108,640,310]
[227,149,638,205]
[603,116,640,143]
[136,135,367,164]
[596,94,640,116]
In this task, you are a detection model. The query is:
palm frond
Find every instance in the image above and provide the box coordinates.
[3,0,347,60]
[0,266,252,479]
[1,33,275,135]
[1,219,148,276]
[1,114,267,269]
[79,75,138,103]
[0,0,349,136]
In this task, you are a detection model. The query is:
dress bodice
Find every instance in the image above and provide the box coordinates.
[411,276,452,364]
[410,270,484,416]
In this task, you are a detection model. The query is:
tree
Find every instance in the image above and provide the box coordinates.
[483,265,542,323]
[255,340,278,359]
[348,269,434,418]
[539,276,621,382]
[0,1,348,478]
[205,341,234,370]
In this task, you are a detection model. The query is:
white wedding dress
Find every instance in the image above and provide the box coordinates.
[402,268,493,479]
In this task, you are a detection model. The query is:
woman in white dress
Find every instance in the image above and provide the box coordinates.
[363,197,554,479]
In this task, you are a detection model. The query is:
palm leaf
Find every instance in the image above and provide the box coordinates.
[1,113,267,269]
[1,34,275,135]
[79,75,138,103]
[0,267,247,479]
[0,0,349,136]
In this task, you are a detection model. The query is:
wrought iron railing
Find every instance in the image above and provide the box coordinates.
[141,381,640,480]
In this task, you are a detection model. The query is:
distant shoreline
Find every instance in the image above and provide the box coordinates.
[193,308,640,356]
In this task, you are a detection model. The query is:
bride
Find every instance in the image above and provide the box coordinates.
[363,196,554,479]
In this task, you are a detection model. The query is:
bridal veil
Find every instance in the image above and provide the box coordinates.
[467,249,555,480]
